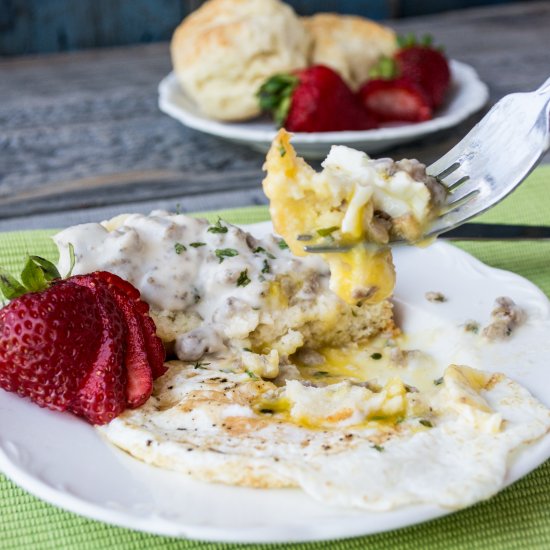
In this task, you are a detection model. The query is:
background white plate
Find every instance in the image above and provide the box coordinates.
[158,61,489,158]
[1,223,550,543]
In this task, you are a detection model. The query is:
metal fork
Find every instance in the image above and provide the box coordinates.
[306,77,550,252]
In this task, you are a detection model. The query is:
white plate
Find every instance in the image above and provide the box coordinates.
[2,223,550,543]
[158,61,489,158]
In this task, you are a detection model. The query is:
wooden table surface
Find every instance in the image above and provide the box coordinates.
[1,1,549,232]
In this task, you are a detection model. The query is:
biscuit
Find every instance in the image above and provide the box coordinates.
[303,13,397,90]
[171,0,310,121]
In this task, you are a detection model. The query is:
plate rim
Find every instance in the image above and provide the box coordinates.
[158,60,489,146]
[1,228,550,543]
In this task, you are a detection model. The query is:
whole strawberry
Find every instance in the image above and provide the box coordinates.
[395,34,451,109]
[257,65,377,132]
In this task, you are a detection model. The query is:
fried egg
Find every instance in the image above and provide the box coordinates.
[99,360,550,510]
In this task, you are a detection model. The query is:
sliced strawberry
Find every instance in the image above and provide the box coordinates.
[0,257,159,425]
[0,282,102,412]
[95,271,141,303]
[70,285,127,425]
[139,314,168,379]
[72,274,154,409]
[93,271,166,379]
[358,78,432,123]
[106,289,153,408]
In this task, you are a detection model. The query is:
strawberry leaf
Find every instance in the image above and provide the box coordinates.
[421,34,433,47]
[368,56,398,80]
[29,255,61,281]
[257,74,299,127]
[21,257,47,292]
[0,269,27,300]
[397,33,417,49]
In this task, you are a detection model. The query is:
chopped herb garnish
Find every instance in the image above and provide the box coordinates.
[419,419,433,428]
[464,321,480,334]
[174,242,186,254]
[190,242,206,248]
[207,217,228,234]
[194,362,210,370]
[215,248,238,263]
[242,347,252,352]
[313,370,330,378]
[317,226,339,238]
[261,260,271,274]
[253,246,275,259]
[371,352,382,360]
[245,370,258,380]
[433,377,444,386]
[260,408,274,414]
[277,239,289,250]
[425,291,447,303]
[372,444,384,452]
[297,234,313,241]
[279,145,286,157]
[237,269,251,287]
[258,274,266,282]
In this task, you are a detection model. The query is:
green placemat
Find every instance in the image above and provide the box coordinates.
[1,167,550,550]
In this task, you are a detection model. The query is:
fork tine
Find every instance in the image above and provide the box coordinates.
[435,162,461,180]
[440,189,480,215]
[304,244,352,253]
[446,175,470,192]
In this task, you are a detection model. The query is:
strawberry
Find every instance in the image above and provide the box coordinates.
[139,315,168,379]
[0,253,165,425]
[394,34,451,109]
[257,65,377,132]
[359,78,432,123]
[69,281,127,425]
[93,271,166,380]
[0,282,102,412]
[72,273,153,408]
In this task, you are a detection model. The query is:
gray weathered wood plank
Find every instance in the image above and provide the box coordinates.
[0,1,549,231]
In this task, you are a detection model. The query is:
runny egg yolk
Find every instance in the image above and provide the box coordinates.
[262,129,439,305]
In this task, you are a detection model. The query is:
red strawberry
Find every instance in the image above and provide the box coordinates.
[257,65,377,132]
[139,315,167,379]
[70,281,127,425]
[0,255,165,425]
[395,35,451,109]
[71,274,153,409]
[93,271,166,380]
[0,282,102,412]
[359,78,432,123]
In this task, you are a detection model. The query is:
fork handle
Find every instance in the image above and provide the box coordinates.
[536,76,550,95]
[534,76,550,152]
